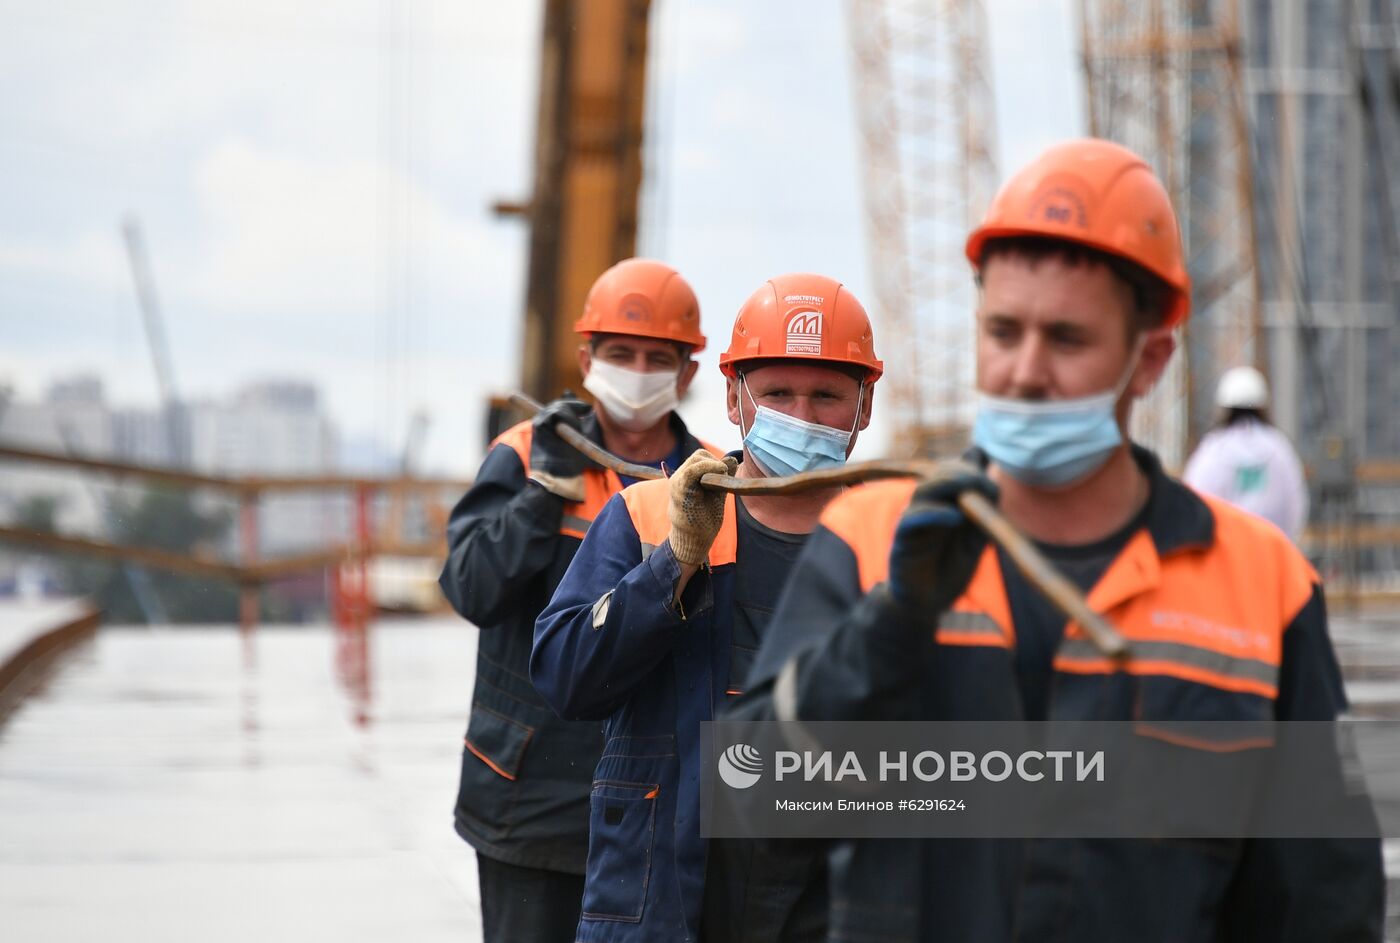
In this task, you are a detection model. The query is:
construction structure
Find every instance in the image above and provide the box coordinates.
[1243,0,1400,467]
[1080,0,1400,588]
[847,0,1000,456]
[504,0,653,406]
[1078,0,1262,471]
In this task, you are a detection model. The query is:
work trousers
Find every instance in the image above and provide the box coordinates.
[477,852,585,943]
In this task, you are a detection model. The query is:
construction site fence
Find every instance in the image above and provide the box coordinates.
[1,441,1397,606]
[0,442,471,629]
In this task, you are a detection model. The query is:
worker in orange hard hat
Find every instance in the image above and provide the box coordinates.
[532,273,880,941]
[729,139,1382,940]
[440,258,720,943]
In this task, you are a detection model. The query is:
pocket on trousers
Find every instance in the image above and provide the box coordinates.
[580,781,658,923]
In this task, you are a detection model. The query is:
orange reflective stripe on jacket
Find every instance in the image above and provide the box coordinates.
[1049,496,1315,699]
[493,420,729,541]
[620,477,739,568]
[816,479,1319,700]
[493,421,622,538]
[819,479,1015,650]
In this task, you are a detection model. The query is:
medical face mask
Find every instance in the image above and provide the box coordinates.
[971,340,1144,488]
[739,376,864,478]
[584,359,680,432]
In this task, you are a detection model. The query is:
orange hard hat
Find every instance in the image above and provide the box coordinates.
[964,138,1191,327]
[574,258,705,352]
[719,273,883,381]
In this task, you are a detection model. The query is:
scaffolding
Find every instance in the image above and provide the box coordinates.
[1081,0,1400,588]
[848,0,999,457]
[1079,0,1262,471]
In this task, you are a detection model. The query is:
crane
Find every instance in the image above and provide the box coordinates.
[847,0,1000,457]
[121,215,188,467]
[498,0,654,408]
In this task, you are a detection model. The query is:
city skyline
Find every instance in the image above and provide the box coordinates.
[1,0,1085,477]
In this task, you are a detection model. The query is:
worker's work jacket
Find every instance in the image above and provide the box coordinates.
[533,474,819,942]
[727,446,1383,942]
[438,413,713,874]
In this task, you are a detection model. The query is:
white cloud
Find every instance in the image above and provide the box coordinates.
[185,140,491,315]
[0,0,1086,474]
[657,2,748,79]
[0,229,128,295]
[986,0,1086,171]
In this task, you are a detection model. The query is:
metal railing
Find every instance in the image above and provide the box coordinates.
[0,442,467,630]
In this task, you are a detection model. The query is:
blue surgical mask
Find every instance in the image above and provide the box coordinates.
[739,376,864,478]
[972,342,1144,488]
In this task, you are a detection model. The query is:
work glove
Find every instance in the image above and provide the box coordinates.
[667,449,739,567]
[528,393,595,501]
[887,459,999,616]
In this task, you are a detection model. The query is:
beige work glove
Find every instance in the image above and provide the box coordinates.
[667,449,738,566]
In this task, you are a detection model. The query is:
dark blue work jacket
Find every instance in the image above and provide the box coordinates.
[725,446,1384,942]
[534,473,820,942]
[438,413,710,874]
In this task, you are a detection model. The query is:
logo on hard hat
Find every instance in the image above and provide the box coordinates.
[1028,185,1088,229]
[620,294,653,324]
[785,310,824,356]
[718,743,764,789]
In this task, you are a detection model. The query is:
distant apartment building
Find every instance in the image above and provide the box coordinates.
[0,376,341,556]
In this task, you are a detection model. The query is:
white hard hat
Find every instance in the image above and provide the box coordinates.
[1216,366,1269,410]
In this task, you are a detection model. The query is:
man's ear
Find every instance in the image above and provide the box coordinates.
[856,382,874,432]
[726,376,743,427]
[1127,328,1176,399]
[577,343,593,380]
[676,359,700,397]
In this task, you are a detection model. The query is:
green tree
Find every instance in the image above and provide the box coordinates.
[13,494,62,533]
[95,487,239,624]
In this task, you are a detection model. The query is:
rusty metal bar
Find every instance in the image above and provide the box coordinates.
[0,527,244,582]
[0,443,233,490]
[510,393,1130,660]
[0,443,468,494]
[0,527,379,586]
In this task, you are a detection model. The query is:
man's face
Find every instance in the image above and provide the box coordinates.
[975,254,1172,413]
[579,334,699,396]
[726,363,872,456]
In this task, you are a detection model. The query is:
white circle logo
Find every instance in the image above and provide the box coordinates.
[718,743,763,789]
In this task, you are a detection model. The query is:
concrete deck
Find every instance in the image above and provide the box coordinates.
[0,617,483,942]
[0,597,94,668]
[2,606,1399,941]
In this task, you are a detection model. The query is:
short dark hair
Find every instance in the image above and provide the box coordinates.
[976,235,1173,334]
[1224,407,1269,427]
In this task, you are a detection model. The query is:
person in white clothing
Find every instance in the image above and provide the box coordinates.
[1183,365,1310,540]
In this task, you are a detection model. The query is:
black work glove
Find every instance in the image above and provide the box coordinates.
[528,393,594,500]
[887,459,1000,616]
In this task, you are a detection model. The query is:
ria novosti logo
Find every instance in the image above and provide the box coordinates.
[718,743,764,789]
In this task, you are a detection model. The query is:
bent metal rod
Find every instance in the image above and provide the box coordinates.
[510,392,1130,661]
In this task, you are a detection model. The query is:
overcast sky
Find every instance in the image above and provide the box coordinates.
[0,0,1085,475]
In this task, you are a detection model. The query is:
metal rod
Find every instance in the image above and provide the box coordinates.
[0,443,470,495]
[0,526,375,586]
[239,494,259,638]
[956,491,1127,659]
[509,392,1130,660]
